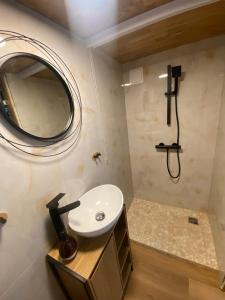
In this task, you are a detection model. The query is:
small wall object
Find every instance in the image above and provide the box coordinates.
[0,211,8,224]
[92,152,102,162]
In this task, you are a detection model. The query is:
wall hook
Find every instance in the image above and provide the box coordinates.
[0,211,8,225]
[92,152,102,162]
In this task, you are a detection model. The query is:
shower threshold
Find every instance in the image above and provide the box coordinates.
[127,198,218,270]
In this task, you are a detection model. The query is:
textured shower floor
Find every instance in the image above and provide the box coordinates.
[127,198,218,270]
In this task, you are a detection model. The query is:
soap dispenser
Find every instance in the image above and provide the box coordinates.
[46,193,80,261]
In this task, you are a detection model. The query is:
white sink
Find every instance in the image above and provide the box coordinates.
[68,184,124,238]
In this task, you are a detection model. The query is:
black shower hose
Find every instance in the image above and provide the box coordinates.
[166,94,181,179]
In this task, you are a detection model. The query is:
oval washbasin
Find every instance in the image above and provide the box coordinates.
[68,184,124,237]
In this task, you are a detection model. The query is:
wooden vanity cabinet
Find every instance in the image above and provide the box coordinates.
[47,206,132,300]
[90,235,123,300]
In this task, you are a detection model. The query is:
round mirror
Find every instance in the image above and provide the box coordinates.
[0,54,74,140]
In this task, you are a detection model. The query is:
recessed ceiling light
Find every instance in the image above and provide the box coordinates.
[121,83,132,87]
[0,37,6,48]
[158,73,168,79]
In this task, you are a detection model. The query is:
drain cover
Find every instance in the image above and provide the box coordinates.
[95,211,105,221]
[188,216,198,225]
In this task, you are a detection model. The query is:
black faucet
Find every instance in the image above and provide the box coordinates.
[46,193,80,241]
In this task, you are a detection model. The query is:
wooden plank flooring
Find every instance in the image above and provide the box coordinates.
[124,241,225,300]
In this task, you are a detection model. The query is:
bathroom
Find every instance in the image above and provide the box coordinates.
[0,0,225,299]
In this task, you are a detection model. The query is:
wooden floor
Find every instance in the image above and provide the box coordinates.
[124,241,225,300]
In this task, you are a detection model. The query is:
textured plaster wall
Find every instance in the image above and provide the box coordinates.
[91,50,133,201]
[209,76,225,276]
[123,36,225,211]
[0,2,133,300]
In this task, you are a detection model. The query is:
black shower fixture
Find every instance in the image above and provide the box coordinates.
[155,143,181,150]
[155,64,182,179]
[165,65,181,125]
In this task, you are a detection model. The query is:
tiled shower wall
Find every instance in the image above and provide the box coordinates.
[123,35,225,211]
[209,75,225,275]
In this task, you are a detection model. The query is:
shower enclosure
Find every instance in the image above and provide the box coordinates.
[123,35,225,288]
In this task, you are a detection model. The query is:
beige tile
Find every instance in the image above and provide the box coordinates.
[209,61,225,275]
[128,198,218,269]
[0,255,65,300]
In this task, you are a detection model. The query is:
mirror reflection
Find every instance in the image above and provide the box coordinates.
[0,54,73,139]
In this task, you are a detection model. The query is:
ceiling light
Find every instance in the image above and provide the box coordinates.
[158,73,168,79]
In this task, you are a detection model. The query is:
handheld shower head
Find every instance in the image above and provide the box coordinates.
[172,65,182,78]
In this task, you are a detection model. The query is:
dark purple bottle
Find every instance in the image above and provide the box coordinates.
[59,232,78,261]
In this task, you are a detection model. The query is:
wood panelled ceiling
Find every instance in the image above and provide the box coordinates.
[15,0,173,37]
[14,0,225,63]
[99,1,225,63]
[117,0,173,23]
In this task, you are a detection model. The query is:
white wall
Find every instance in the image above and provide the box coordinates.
[0,2,133,300]
[123,36,225,211]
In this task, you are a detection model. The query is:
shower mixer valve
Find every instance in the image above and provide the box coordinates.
[155,143,181,150]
